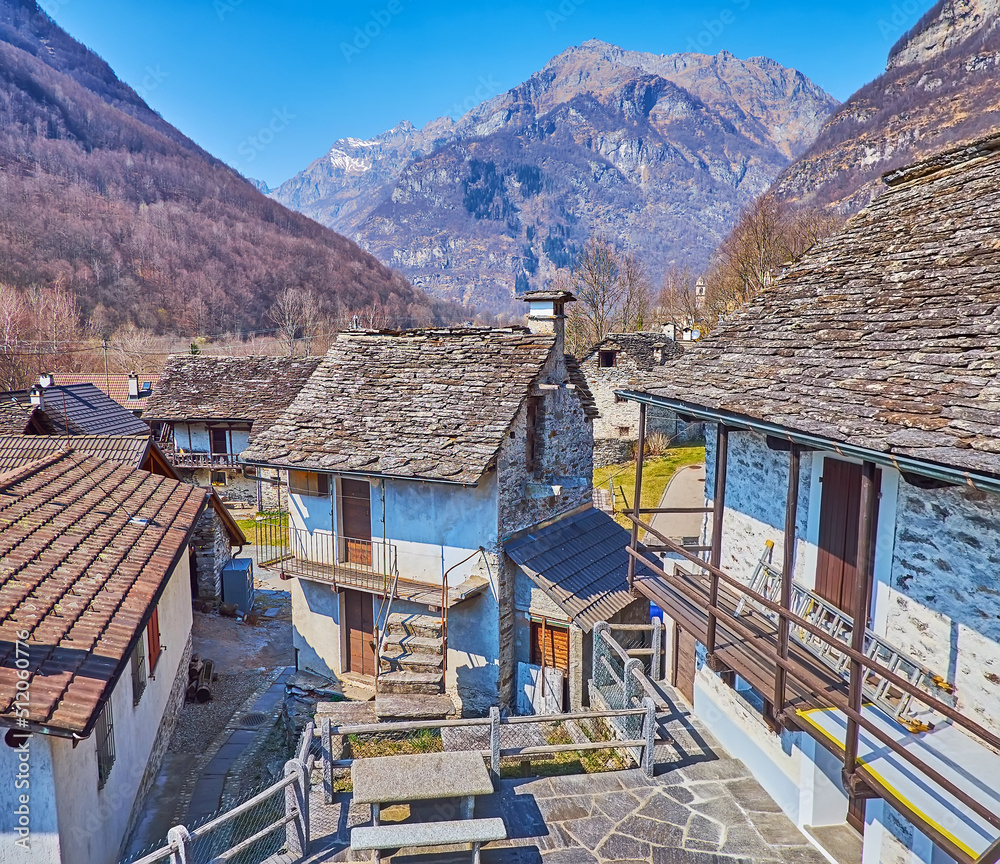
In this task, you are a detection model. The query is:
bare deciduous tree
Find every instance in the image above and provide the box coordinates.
[110,323,158,373]
[268,288,320,356]
[565,238,652,354]
[0,284,29,390]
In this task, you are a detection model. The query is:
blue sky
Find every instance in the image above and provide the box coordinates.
[46,0,933,187]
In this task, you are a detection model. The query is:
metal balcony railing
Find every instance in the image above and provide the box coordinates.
[257,518,397,594]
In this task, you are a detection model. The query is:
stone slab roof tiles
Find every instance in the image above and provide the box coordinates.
[244,328,563,484]
[584,332,684,370]
[504,507,654,631]
[144,355,322,425]
[640,134,1000,477]
[0,452,209,736]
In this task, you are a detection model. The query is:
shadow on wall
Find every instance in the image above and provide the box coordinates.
[455,661,499,716]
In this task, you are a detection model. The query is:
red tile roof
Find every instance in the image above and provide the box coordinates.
[0,452,209,736]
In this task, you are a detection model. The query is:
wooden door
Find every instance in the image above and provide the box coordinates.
[344,589,376,676]
[531,622,570,671]
[815,460,881,616]
[340,479,372,567]
[673,625,697,704]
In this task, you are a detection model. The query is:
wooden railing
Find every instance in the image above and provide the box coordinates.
[626,513,1000,855]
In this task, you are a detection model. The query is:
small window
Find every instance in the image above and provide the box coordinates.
[614,394,627,404]
[211,471,228,486]
[96,701,115,789]
[131,636,147,706]
[618,426,631,437]
[598,350,617,368]
[289,470,331,497]
[147,607,162,674]
[210,428,228,455]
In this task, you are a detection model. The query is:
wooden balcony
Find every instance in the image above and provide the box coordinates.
[257,522,488,608]
[159,443,238,469]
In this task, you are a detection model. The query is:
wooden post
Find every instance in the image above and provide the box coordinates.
[705,425,730,656]
[284,760,305,857]
[489,706,501,783]
[321,717,333,804]
[976,835,1000,864]
[641,696,656,777]
[627,403,648,590]
[773,444,800,713]
[844,461,877,782]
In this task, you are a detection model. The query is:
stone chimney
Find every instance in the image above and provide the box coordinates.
[519,289,575,355]
[38,372,54,388]
[29,385,44,409]
[128,372,140,399]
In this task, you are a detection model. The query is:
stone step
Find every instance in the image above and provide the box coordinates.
[379,646,444,676]
[374,693,455,722]
[385,612,443,640]
[376,671,444,696]
[380,633,443,656]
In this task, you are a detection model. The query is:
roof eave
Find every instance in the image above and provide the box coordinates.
[238,455,487,488]
[617,389,1000,495]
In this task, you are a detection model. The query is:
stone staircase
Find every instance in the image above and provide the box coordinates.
[374,613,455,720]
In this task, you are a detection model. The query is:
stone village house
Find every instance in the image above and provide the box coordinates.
[580,332,700,467]
[620,136,1000,864]
[0,451,243,864]
[243,291,653,717]
[144,356,321,509]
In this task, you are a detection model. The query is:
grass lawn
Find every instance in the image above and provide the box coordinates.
[594,445,706,529]
[235,512,288,546]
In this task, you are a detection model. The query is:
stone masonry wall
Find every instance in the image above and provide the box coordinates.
[192,508,234,600]
[583,355,702,468]
[886,478,1000,730]
[496,348,594,707]
[704,426,814,585]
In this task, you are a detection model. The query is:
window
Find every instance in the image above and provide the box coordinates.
[131,636,147,705]
[211,471,228,486]
[95,701,115,789]
[598,350,617,368]
[289,470,331,497]
[210,427,229,455]
[617,426,631,438]
[147,607,162,674]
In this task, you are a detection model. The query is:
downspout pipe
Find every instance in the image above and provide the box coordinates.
[618,390,1000,495]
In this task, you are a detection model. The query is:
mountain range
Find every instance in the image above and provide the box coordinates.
[0,0,452,335]
[770,0,1000,213]
[271,41,838,313]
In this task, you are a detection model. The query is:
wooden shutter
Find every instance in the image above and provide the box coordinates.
[531,622,570,672]
[147,606,162,672]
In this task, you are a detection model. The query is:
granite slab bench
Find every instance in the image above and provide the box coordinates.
[350,817,507,863]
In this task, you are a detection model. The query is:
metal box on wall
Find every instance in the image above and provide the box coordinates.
[221,557,254,614]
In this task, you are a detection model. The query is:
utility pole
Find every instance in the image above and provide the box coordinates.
[103,338,110,394]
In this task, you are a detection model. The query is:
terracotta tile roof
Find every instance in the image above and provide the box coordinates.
[51,373,157,412]
[640,134,1000,477]
[144,355,322,426]
[0,452,209,736]
[583,332,684,370]
[244,328,565,484]
[0,435,151,473]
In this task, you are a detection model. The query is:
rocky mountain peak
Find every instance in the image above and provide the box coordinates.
[887,0,1000,70]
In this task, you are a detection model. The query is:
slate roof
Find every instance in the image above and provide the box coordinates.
[144,356,322,425]
[0,452,209,735]
[639,134,1000,477]
[243,328,579,484]
[0,393,32,434]
[0,435,151,473]
[52,373,157,412]
[0,384,152,437]
[504,507,653,631]
[583,332,684,370]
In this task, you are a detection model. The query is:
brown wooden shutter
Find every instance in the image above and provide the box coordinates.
[531,622,570,672]
[147,606,162,672]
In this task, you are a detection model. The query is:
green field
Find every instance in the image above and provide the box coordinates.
[594,445,706,530]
